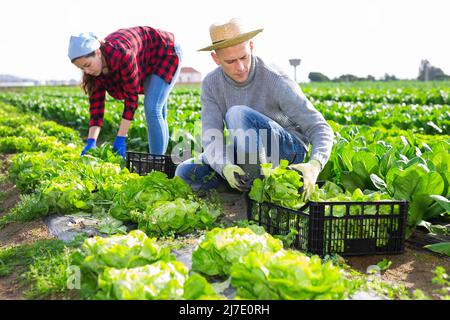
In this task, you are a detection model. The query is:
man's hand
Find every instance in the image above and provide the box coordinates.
[81,138,96,156]
[222,164,247,191]
[289,159,322,200]
[113,136,127,159]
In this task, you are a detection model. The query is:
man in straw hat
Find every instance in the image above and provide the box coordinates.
[175,18,333,199]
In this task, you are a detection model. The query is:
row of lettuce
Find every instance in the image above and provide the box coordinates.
[0,101,447,300]
[1,86,449,239]
[320,122,449,238]
[0,102,216,299]
[301,80,450,105]
[0,102,220,236]
[246,121,450,240]
[73,227,353,300]
[0,89,201,153]
[0,102,374,299]
[0,82,448,157]
[63,224,450,300]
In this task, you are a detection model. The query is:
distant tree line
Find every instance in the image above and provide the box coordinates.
[418,60,450,81]
[308,60,450,82]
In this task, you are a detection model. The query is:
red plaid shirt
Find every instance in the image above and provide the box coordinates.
[88,26,179,127]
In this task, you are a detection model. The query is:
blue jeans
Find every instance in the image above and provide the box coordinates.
[175,105,307,191]
[143,42,183,154]
[175,154,225,191]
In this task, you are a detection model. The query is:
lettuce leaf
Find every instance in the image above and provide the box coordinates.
[74,230,174,274]
[191,226,283,277]
[97,261,188,300]
[230,250,348,300]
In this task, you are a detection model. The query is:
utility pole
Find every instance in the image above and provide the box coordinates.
[289,58,301,82]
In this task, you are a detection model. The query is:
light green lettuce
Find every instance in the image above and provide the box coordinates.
[191,226,284,277]
[249,159,304,209]
[74,230,174,273]
[96,262,223,300]
[97,261,188,300]
[130,198,221,236]
[230,250,348,300]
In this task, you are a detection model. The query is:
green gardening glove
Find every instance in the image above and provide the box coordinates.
[222,164,247,191]
[289,159,322,200]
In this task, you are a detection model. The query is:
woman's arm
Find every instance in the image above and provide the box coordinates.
[87,125,101,140]
[117,118,131,137]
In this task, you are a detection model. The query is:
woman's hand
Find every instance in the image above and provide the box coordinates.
[113,136,127,159]
[81,138,97,156]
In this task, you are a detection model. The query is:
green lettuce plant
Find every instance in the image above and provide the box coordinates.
[191,226,284,277]
[230,249,348,300]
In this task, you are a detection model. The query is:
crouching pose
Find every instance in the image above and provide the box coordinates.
[175,18,333,199]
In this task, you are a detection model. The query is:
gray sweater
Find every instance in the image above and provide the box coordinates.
[200,55,334,176]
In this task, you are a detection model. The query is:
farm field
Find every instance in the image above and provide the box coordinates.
[0,81,449,301]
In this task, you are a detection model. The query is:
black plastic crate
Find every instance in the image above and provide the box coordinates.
[246,197,408,256]
[126,151,176,178]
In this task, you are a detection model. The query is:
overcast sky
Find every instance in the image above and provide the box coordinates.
[1,0,449,82]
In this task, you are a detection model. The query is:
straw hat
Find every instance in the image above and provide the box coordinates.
[198,18,263,51]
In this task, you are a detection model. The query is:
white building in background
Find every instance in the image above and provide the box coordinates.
[177,67,201,84]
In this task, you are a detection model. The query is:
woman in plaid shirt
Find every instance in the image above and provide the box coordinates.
[68,26,182,158]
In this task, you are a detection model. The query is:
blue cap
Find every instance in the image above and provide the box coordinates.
[68,32,100,61]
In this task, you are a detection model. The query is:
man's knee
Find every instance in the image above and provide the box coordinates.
[174,158,195,180]
[225,105,253,127]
